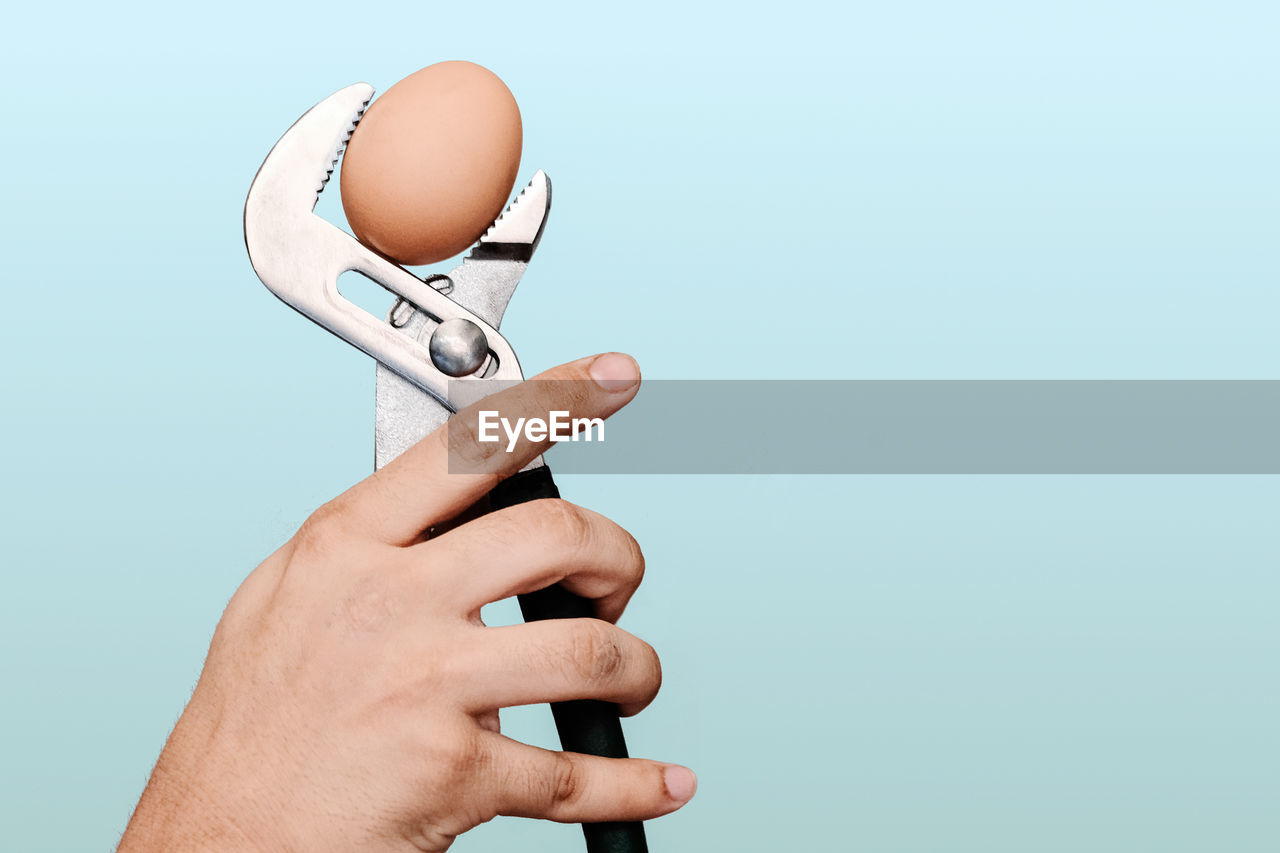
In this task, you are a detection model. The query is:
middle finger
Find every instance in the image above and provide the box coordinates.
[419,498,646,623]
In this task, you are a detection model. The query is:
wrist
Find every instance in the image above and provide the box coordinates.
[119,704,277,852]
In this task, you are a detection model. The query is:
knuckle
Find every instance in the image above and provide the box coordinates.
[293,499,348,555]
[621,528,646,585]
[639,637,662,685]
[638,638,663,702]
[550,752,584,806]
[425,727,487,787]
[538,499,594,554]
[408,823,460,852]
[558,379,595,418]
[567,619,626,682]
[447,412,506,468]
[216,556,282,633]
[448,734,487,779]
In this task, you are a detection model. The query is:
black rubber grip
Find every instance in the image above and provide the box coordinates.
[488,466,649,853]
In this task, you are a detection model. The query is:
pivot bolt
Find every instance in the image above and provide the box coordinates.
[429,318,488,377]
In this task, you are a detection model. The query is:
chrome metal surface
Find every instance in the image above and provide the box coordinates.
[429,318,488,377]
[244,83,524,409]
[447,170,551,329]
[374,172,553,469]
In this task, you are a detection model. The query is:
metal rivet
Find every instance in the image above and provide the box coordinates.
[429,318,488,377]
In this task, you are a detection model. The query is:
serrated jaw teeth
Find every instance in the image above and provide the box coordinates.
[316,96,371,197]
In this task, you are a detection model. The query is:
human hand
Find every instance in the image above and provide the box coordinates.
[118,353,694,852]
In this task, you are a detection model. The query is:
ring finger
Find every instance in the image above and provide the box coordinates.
[451,619,661,717]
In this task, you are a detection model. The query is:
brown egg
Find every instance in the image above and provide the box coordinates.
[340,61,522,265]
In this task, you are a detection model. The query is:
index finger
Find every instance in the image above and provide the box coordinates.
[336,352,640,545]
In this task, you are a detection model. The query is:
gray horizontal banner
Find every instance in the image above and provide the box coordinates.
[446,380,1280,474]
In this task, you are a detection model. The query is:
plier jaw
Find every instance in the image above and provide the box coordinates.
[242,82,549,466]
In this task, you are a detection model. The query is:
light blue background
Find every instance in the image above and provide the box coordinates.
[2,2,1277,851]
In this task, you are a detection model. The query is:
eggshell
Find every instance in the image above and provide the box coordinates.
[340,61,522,265]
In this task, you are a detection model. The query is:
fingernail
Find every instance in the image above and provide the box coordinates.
[589,353,640,392]
[663,765,698,803]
